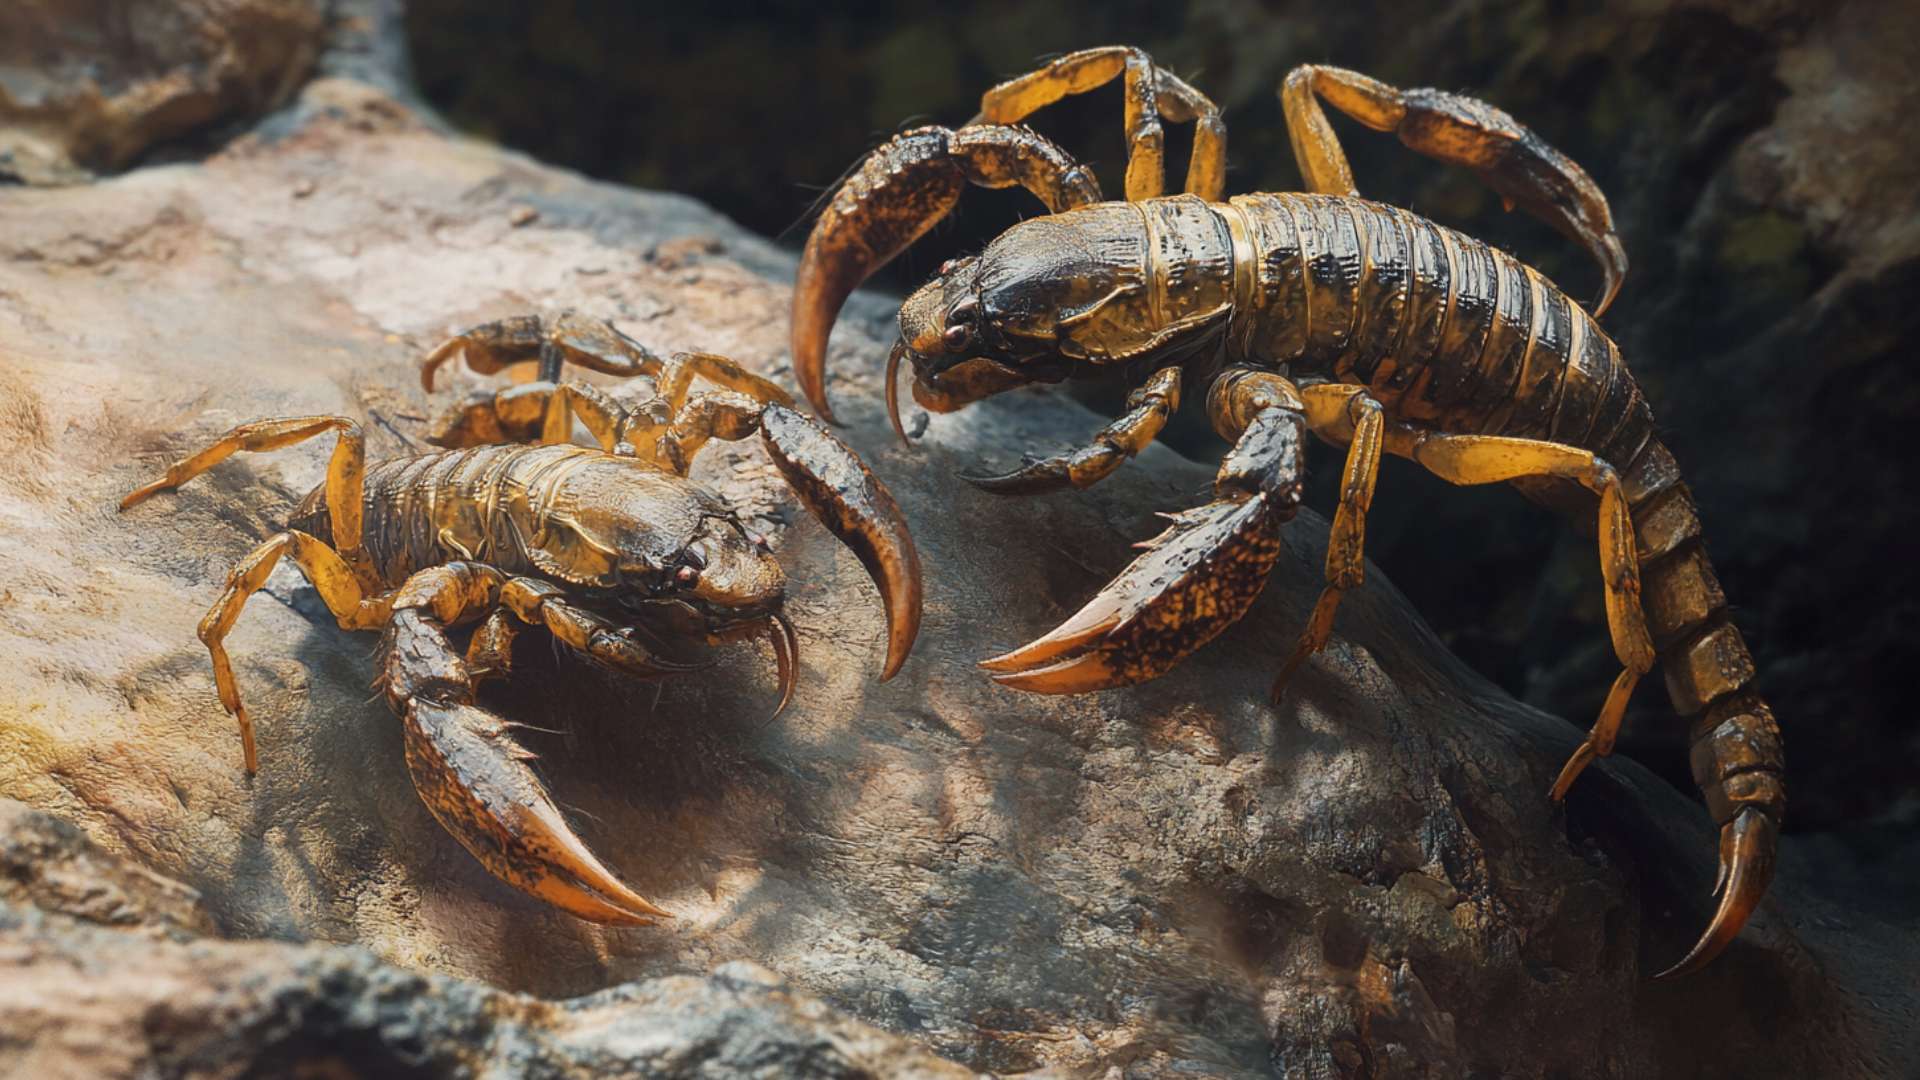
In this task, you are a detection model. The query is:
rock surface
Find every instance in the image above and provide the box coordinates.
[0,0,327,184]
[0,73,1915,1079]
[0,801,968,1079]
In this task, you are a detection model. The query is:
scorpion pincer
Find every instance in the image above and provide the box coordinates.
[121,312,922,925]
[790,47,1781,976]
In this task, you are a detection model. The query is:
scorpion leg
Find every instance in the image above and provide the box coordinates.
[1402,431,1657,796]
[981,368,1304,692]
[656,352,793,413]
[792,124,1101,421]
[383,563,672,925]
[497,577,707,678]
[972,45,1227,202]
[192,531,386,773]
[1280,65,1627,314]
[1267,383,1387,703]
[964,367,1182,494]
[122,415,383,772]
[422,311,665,393]
[648,389,771,476]
[552,352,790,455]
[426,381,626,449]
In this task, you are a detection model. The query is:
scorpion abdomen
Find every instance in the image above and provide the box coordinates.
[1217,192,1652,456]
[291,444,597,588]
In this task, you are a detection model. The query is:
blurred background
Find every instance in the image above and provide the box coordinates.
[403,1,1916,865]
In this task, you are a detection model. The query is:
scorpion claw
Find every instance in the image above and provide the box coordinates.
[1656,806,1778,979]
[759,404,923,681]
[792,125,1099,420]
[793,129,969,422]
[982,496,1286,693]
[401,699,670,925]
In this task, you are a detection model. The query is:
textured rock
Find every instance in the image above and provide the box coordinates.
[0,803,969,1079]
[0,0,327,184]
[0,797,212,938]
[0,72,1915,1077]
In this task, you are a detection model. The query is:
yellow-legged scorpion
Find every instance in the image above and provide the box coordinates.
[122,313,922,925]
[791,47,1782,976]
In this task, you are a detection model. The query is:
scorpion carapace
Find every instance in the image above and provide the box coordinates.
[789,47,1782,977]
[122,312,923,925]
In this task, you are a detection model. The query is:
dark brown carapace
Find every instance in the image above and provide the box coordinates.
[791,47,1781,977]
[122,313,922,925]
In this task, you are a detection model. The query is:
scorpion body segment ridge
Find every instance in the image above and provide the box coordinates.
[122,313,923,924]
[790,46,1780,976]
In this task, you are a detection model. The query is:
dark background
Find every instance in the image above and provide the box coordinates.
[405,1,1918,860]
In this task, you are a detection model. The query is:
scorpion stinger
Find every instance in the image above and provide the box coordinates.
[791,124,1101,422]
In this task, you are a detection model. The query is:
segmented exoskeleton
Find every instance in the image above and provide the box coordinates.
[122,313,922,925]
[789,47,1781,977]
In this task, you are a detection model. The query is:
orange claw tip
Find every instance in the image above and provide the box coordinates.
[977,608,1122,674]
[1654,806,1779,980]
[987,650,1124,695]
[514,795,676,924]
[401,700,671,926]
[528,875,672,927]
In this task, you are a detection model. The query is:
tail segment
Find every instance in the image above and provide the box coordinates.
[1622,437,1785,977]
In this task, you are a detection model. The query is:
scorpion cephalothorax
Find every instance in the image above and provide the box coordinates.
[122,312,922,924]
[791,47,1782,977]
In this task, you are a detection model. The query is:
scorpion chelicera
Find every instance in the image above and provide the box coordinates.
[790,47,1782,976]
[122,313,922,925]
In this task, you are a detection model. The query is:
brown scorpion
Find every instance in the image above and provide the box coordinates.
[122,313,922,924]
[790,47,1782,976]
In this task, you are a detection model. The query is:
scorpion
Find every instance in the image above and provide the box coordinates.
[790,47,1782,977]
[121,313,923,925]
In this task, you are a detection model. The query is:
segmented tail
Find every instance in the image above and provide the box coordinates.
[1622,435,1785,976]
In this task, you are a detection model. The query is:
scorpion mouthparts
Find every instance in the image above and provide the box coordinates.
[768,611,799,719]
[1655,806,1778,980]
[885,340,912,447]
